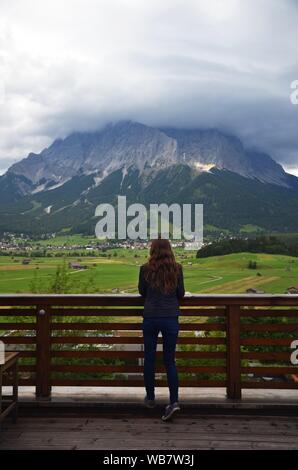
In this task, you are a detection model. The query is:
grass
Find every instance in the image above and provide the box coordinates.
[0,250,297,293]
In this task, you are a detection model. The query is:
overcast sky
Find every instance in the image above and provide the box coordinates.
[0,0,298,174]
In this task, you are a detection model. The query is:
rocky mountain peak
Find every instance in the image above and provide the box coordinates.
[2,120,291,199]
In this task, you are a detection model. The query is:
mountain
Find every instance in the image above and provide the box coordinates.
[159,127,290,187]
[3,121,291,192]
[0,120,298,235]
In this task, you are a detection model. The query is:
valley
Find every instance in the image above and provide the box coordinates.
[0,249,297,294]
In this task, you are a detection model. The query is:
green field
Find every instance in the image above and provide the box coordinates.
[0,250,297,294]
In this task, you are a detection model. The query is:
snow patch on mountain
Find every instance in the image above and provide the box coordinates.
[44,205,52,214]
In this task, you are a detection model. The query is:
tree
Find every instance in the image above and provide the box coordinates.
[49,260,74,293]
[248,260,257,269]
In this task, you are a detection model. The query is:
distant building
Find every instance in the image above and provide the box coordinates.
[68,262,87,270]
[246,288,265,294]
[286,286,298,294]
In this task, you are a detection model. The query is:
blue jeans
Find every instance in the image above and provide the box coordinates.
[142,316,179,404]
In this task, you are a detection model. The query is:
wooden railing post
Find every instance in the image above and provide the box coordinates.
[36,305,51,399]
[226,304,241,399]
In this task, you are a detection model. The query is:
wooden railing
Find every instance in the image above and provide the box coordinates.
[0,294,298,400]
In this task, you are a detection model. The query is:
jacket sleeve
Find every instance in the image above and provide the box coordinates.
[138,266,147,297]
[176,266,185,299]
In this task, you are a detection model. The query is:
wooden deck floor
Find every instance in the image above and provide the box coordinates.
[1,411,298,450]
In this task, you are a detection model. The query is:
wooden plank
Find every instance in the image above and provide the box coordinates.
[9,418,296,434]
[2,379,35,386]
[0,402,17,421]
[8,415,298,424]
[180,296,298,307]
[242,381,298,389]
[241,351,293,360]
[4,352,19,363]
[0,293,297,307]
[50,336,226,345]
[242,366,298,374]
[0,295,142,307]
[35,305,51,399]
[51,308,144,316]
[51,350,226,359]
[0,308,36,316]
[241,309,298,317]
[18,365,35,372]
[10,351,36,358]
[1,337,36,344]
[50,322,226,331]
[51,308,226,317]
[51,379,226,387]
[12,360,18,423]
[2,429,298,444]
[241,323,298,332]
[3,337,225,345]
[180,308,226,316]
[51,364,226,373]
[242,338,295,346]
[226,304,241,399]
[0,323,36,330]
[51,335,225,344]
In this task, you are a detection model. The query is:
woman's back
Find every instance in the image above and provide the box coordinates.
[138,239,185,317]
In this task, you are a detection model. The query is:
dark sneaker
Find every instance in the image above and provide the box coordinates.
[144,396,156,408]
[161,402,180,421]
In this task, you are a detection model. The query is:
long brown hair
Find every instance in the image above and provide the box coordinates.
[143,239,181,294]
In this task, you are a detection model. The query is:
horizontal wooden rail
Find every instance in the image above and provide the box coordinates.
[51,379,226,387]
[0,294,297,400]
[51,350,227,358]
[51,364,226,373]
[50,322,226,331]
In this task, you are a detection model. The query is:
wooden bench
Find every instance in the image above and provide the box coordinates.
[0,352,19,430]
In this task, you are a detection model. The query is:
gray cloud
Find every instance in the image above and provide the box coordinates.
[0,0,298,173]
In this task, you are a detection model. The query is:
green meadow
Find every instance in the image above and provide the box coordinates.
[0,250,297,294]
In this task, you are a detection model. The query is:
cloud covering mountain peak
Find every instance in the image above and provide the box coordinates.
[0,0,298,174]
[5,121,290,193]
